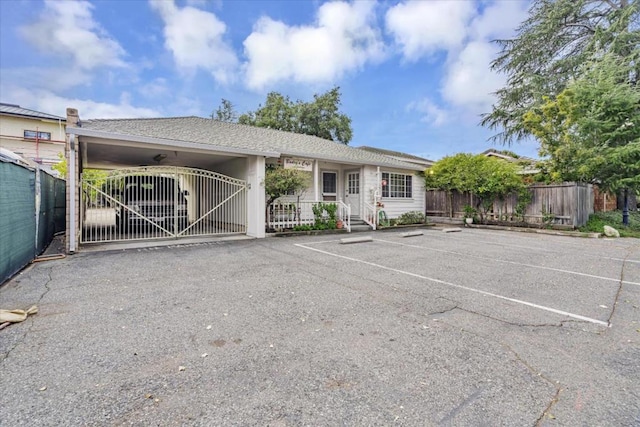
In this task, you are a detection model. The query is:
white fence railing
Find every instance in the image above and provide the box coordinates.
[267,201,351,232]
[363,202,377,230]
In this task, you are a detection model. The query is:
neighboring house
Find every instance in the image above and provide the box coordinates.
[482,148,540,175]
[0,103,66,174]
[64,109,425,252]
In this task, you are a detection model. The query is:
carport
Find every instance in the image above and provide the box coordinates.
[64,108,273,253]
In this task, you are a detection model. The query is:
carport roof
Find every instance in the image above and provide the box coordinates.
[69,116,425,171]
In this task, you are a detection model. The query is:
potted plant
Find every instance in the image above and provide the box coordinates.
[463,205,477,225]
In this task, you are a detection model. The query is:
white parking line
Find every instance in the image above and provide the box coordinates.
[295,243,609,327]
[374,239,640,287]
[434,232,640,265]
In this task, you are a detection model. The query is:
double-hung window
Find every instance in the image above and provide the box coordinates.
[382,172,412,198]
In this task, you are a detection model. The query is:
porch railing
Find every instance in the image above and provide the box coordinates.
[363,202,377,230]
[267,201,351,232]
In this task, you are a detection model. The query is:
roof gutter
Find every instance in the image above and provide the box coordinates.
[281,150,425,171]
[67,127,280,158]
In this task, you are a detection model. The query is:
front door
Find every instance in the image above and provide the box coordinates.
[345,171,360,218]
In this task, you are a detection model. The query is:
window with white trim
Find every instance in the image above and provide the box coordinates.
[381,172,412,198]
[24,130,51,140]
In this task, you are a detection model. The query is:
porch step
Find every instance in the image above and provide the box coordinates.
[350,224,373,232]
[350,220,373,232]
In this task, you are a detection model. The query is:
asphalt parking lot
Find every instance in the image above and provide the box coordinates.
[1,228,639,426]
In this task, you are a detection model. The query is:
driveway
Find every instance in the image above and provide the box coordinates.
[1,229,639,426]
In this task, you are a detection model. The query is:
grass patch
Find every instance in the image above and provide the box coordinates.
[579,210,640,238]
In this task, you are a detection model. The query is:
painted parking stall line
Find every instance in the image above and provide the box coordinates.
[295,243,609,327]
[432,232,640,265]
[374,239,640,288]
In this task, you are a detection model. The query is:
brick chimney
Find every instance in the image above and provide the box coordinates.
[66,108,79,127]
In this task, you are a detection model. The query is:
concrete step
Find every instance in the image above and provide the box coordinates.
[350,224,373,232]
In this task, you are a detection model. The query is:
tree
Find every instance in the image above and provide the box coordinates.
[425,154,527,221]
[238,87,353,144]
[238,92,296,132]
[523,54,640,192]
[263,166,310,208]
[52,152,67,177]
[211,98,238,123]
[482,0,639,144]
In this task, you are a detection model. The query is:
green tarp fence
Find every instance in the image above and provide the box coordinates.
[1,160,66,285]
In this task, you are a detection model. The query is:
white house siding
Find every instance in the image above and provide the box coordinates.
[363,165,426,219]
[266,158,425,220]
[266,158,341,202]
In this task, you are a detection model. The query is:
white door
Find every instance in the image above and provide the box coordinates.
[345,171,360,218]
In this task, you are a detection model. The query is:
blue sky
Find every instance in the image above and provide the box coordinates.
[0,0,540,160]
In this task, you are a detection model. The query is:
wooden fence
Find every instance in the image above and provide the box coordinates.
[425,182,594,227]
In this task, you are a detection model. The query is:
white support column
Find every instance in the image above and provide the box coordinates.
[68,134,77,252]
[246,155,265,238]
[313,159,319,201]
[66,107,80,254]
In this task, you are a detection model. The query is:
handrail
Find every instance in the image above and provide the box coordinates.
[363,202,376,230]
[335,200,351,232]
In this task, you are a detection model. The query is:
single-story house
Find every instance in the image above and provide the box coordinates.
[64,108,427,252]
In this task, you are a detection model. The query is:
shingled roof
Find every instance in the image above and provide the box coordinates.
[357,146,433,165]
[0,103,65,121]
[74,116,424,170]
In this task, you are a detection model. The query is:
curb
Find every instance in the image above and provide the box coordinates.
[458,223,601,238]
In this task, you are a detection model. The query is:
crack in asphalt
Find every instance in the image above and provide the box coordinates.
[0,266,55,365]
[605,246,636,329]
[442,323,563,427]
[535,387,561,426]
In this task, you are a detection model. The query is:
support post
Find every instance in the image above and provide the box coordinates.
[622,188,629,227]
[247,156,265,238]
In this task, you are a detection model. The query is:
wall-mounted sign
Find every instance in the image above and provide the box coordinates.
[283,157,313,171]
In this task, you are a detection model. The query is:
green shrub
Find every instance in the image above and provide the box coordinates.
[579,211,640,238]
[312,202,338,229]
[293,225,312,232]
[396,211,427,225]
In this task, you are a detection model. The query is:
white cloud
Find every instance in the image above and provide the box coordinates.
[439,1,529,115]
[19,0,126,70]
[407,98,449,127]
[243,1,385,90]
[388,1,529,121]
[441,41,505,113]
[385,0,475,61]
[138,78,170,99]
[0,67,93,92]
[470,1,529,41]
[149,0,238,84]
[4,86,161,119]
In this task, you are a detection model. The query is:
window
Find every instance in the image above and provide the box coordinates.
[382,172,412,198]
[24,130,51,140]
[322,172,337,194]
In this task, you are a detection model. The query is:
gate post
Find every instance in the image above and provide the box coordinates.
[246,156,265,238]
[66,108,80,253]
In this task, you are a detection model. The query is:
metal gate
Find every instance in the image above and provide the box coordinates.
[80,166,247,243]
